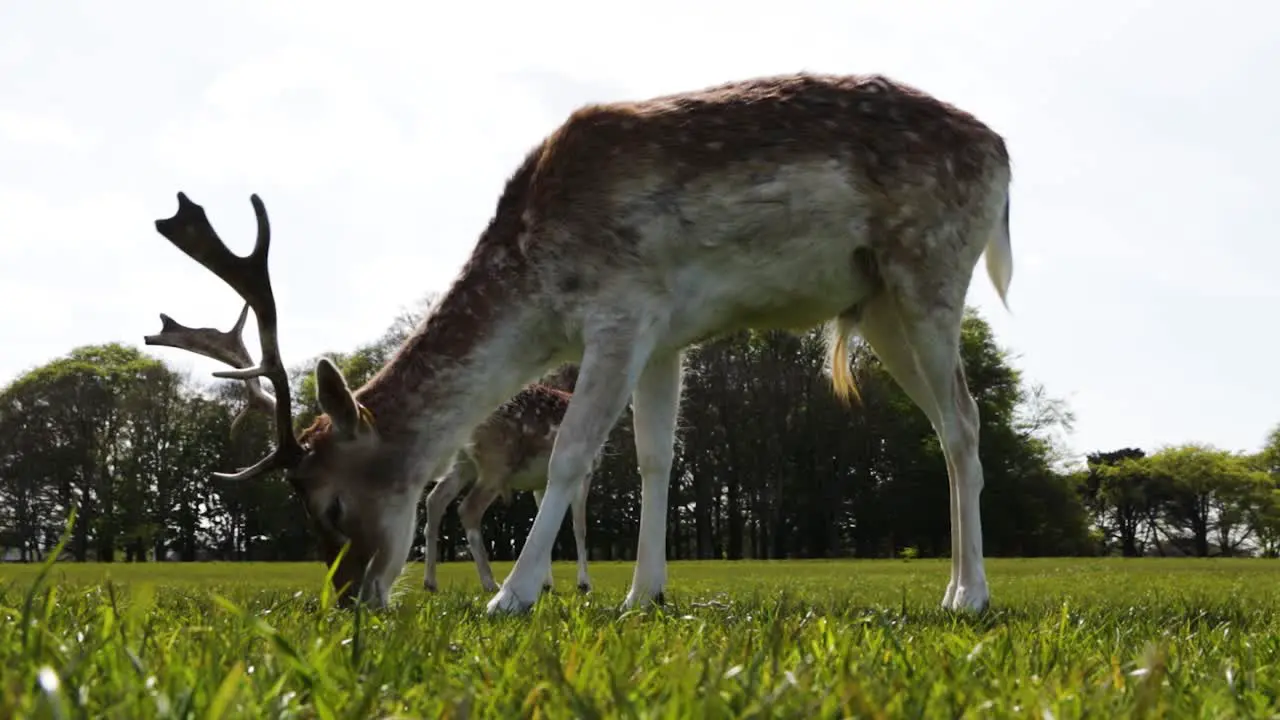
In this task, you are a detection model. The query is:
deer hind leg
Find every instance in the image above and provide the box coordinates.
[422,460,468,592]
[530,489,556,592]
[487,322,654,615]
[854,272,989,613]
[573,467,595,593]
[623,350,683,611]
[458,483,502,593]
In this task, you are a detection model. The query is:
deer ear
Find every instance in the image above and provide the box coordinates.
[315,357,361,438]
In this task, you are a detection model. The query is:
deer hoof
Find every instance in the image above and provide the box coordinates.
[486,587,534,616]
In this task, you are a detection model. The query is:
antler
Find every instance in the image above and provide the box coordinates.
[143,304,276,436]
[150,192,304,480]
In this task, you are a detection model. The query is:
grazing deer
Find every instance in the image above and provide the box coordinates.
[420,380,598,595]
[143,308,596,595]
[144,71,1012,614]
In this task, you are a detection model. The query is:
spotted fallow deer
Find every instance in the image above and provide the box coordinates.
[143,307,597,596]
[420,379,598,595]
[144,71,1012,614]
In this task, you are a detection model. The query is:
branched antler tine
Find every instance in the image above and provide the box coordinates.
[153,193,280,342]
[229,407,254,438]
[153,192,304,476]
[212,366,274,380]
[142,304,276,415]
[211,450,293,481]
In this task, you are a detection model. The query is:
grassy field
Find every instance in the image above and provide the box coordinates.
[2,555,1279,719]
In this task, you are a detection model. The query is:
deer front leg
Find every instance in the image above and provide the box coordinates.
[458,483,502,593]
[486,328,651,615]
[422,464,466,592]
[531,490,556,592]
[623,351,683,611]
[572,470,594,593]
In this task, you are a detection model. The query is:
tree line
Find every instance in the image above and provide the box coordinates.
[2,295,1278,564]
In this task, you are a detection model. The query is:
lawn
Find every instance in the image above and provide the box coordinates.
[2,555,1279,718]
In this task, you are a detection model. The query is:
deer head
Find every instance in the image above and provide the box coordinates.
[145,193,416,607]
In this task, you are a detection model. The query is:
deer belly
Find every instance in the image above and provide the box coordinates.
[663,236,873,345]
[649,182,876,342]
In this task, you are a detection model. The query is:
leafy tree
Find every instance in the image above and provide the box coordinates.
[1095,445,1273,557]
[1084,448,1153,557]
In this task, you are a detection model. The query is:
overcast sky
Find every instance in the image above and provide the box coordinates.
[3,0,1277,465]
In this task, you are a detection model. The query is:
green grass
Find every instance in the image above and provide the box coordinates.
[2,554,1280,718]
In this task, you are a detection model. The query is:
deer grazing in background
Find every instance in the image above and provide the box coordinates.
[144,71,1012,614]
[144,308,597,595]
[419,379,598,595]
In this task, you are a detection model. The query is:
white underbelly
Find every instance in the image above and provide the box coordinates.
[660,234,870,349]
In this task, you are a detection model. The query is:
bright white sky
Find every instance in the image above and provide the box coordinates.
[2,0,1277,466]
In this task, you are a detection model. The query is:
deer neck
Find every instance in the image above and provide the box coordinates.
[357,274,555,478]
[353,144,562,485]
